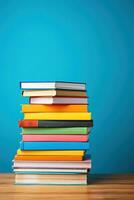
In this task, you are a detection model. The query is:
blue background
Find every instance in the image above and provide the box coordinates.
[0,0,134,173]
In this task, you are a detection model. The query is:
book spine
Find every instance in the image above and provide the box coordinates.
[20,142,24,150]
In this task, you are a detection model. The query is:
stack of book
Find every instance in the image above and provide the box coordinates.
[13,81,93,185]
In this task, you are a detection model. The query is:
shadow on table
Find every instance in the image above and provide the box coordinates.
[87,174,116,184]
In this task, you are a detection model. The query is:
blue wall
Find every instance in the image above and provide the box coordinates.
[0,0,134,173]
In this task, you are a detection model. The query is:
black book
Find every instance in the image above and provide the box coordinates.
[19,120,93,128]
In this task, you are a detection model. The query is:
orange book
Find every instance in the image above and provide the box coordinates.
[15,155,83,161]
[22,104,88,113]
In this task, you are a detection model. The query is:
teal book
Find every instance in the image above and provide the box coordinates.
[20,141,89,150]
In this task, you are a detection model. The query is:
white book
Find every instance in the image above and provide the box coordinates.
[14,168,87,173]
[22,90,87,97]
[30,97,88,104]
[15,174,86,180]
[15,174,87,185]
[20,82,86,91]
[13,160,91,169]
[15,179,87,185]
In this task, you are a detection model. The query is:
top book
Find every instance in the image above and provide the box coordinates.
[20,82,86,91]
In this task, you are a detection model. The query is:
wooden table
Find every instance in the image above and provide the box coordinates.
[0,174,134,200]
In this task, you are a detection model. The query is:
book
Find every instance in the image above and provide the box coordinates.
[14,168,87,174]
[15,173,86,180]
[24,112,91,120]
[19,120,93,128]
[13,81,93,186]
[13,159,91,169]
[15,174,87,185]
[30,97,88,105]
[20,141,89,150]
[17,150,85,156]
[15,155,83,161]
[20,81,86,91]
[22,134,88,142]
[22,127,89,135]
[15,179,87,185]
[22,90,87,97]
[22,104,88,113]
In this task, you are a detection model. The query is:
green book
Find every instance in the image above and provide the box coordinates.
[22,127,89,135]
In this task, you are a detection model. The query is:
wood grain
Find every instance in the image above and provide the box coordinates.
[0,174,134,200]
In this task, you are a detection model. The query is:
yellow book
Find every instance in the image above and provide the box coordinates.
[24,112,91,120]
[22,104,88,113]
[17,149,84,156]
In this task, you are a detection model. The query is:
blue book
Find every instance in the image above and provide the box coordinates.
[20,141,89,150]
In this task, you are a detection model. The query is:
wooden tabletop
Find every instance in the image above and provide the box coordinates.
[0,174,134,200]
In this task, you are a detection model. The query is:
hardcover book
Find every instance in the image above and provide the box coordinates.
[22,90,87,97]
[24,112,91,120]
[13,159,91,169]
[22,127,89,135]
[30,96,88,105]
[15,155,83,161]
[22,104,88,113]
[17,149,85,156]
[19,120,93,128]
[22,134,88,142]
[14,168,87,174]
[20,141,90,150]
[20,81,86,91]
[15,174,87,185]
